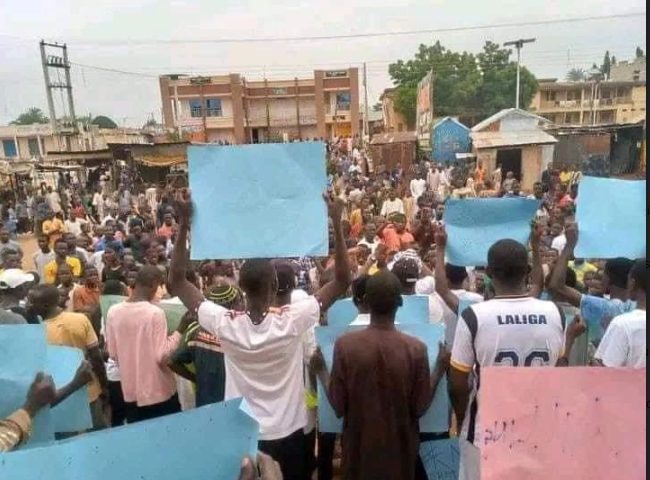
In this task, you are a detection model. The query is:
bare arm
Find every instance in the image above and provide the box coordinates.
[528,222,544,298]
[449,367,470,431]
[547,223,582,307]
[314,197,352,313]
[51,361,93,408]
[169,190,204,313]
[87,346,108,393]
[433,226,459,314]
[556,315,587,367]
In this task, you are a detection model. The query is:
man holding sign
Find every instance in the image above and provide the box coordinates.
[312,270,450,480]
[170,190,351,480]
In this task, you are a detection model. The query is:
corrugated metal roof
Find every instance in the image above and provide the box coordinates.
[471,130,558,149]
[471,108,551,132]
[370,131,417,145]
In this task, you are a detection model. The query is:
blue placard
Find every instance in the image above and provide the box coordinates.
[0,325,53,446]
[327,295,430,328]
[575,176,646,259]
[443,198,539,266]
[419,438,460,480]
[315,323,450,433]
[188,142,328,260]
[0,399,259,479]
[46,346,92,433]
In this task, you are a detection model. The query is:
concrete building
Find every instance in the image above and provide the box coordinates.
[0,124,151,162]
[470,109,557,191]
[529,78,646,125]
[610,57,646,82]
[159,69,359,144]
[380,88,409,133]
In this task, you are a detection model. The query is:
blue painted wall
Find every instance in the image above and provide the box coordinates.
[431,118,470,164]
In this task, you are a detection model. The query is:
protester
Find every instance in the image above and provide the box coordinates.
[313,270,450,480]
[106,266,193,423]
[448,236,586,475]
[26,284,109,430]
[170,190,351,480]
[43,238,82,284]
[594,258,646,368]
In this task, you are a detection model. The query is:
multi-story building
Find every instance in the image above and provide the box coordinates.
[610,57,646,82]
[529,78,646,125]
[159,69,359,144]
[380,88,409,133]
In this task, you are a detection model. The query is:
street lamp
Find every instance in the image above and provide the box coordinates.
[504,38,536,109]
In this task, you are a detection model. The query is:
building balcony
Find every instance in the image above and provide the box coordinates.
[175,115,234,129]
[245,114,318,128]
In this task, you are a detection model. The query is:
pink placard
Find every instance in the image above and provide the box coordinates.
[480,367,646,480]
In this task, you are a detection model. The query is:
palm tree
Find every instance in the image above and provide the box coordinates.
[566,68,587,82]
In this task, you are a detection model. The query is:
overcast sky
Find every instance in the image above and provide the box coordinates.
[0,0,645,126]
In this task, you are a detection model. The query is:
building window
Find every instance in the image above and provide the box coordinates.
[336,92,351,111]
[2,140,17,158]
[28,138,40,156]
[206,98,223,117]
[544,91,556,101]
[190,100,203,118]
[270,88,287,96]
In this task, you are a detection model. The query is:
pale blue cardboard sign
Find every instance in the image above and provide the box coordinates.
[315,323,450,433]
[46,346,92,433]
[0,399,259,480]
[575,176,646,259]
[0,325,53,446]
[419,438,460,480]
[443,198,539,266]
[188,142,328,260]
[327,295,430,328]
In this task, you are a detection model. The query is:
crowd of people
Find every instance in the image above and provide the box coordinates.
[0,141,645,480]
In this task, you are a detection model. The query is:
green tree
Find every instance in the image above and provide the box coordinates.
[91,115,118,129]
[388,41,537,125]
[372,102,383,112]
[10,107,49,125]
[601,51,611,78]
[636,46,645,58]
[566,68,587,81]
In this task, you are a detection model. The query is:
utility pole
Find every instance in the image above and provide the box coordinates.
[363,62,370,146]
[40,40,77,132]
[504,38,536,109]
[295,77,302,140]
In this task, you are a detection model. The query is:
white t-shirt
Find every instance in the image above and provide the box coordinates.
[437,290,484,346]
[48,192,62,213]
[380,198,405,217]
[198,296,320,440]
[357,238,380,254]
[595,309,646,368]
[451,296,565,447]
[65,219,86,237]
[410,178,427,200]
[551,234,567,253]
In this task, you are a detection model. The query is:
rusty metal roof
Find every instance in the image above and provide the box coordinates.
[471,130,558,149]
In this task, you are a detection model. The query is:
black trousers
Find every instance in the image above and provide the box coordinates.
[108,380,127,427]
[124,394,181,424]
[258,428,308,480]
[317,432,337,480]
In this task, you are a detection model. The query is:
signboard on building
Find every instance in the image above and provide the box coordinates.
[416,71,434,151]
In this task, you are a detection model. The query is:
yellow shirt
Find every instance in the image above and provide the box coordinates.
[569,261,598,286]
[43,257,82,284]
[42,218,66,247]
[45,311,101,402]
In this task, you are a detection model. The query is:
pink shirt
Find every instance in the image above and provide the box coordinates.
[106,301,181,406]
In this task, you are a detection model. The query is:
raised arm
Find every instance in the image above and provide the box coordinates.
[528,222,544,298]
[169,190,204,313]
[434,225,460,314]
[547,223,582,307]
[314,196,352,312]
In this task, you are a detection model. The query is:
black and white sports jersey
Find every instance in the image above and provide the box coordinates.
[450,295,566,446]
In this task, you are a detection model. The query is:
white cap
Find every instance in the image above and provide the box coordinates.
[0,269,35,289]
